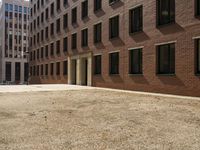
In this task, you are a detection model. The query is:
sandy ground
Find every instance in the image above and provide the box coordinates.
[0,86,200,150]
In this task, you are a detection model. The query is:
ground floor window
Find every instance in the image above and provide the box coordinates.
[51,63,54,76]
[197,39,200,74]
[109,52,119,75]
[94,55,102,75]
[129,48,143,74]
[157,43,175,74]
[15,62,21,81]
[63,61,68,75]
[6,62,11,81]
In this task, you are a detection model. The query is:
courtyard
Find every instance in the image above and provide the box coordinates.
[0,85,200,150]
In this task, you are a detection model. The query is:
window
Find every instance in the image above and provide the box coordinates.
[63,13,68,29]
[63,61,68,75]
[45,64,48,75]
[109,52,119,74]
[50,43,54,56]
[129,48,143,74]
[56,18,60,33]
[157,43,175,74]
[6,62,11,81]
[196,0,200,16]
[71,33,77,49]
[41,65,44,76]
[109,16,119,39]
[51,23,54,36]
[94,55,101,75]
[45,8,49,20]
[57,0,60,11]
[64,0,68,6]
[129,6,143,33]
[45,45,49,58]
[72,7,77,24]
[63,37,68,52]
[56,62,60,75]
[196,39,200,74]
[50,2,54,16]
[94,23,102,43]
[56,40,60,54]
[82,0,88,19]
[157,0,175,26]
[51,63,54,75]
[94,0,102,11]
[81,29,88,47]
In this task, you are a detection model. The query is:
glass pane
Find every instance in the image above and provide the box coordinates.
[198,40,200,72]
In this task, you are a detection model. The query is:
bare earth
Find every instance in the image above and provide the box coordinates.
[0,87,200,150]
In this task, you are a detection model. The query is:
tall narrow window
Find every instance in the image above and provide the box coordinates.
[63,13,68,29]
[109,52,119,74]
[94,55,102,75]
[57,0,60,11]
[94,23,102,43]
[63,61,68,75]
[129,49,143,74]
[196,39,200,74]
[56,62,60,75]
[71,33,77,49]
[56,18,60,33]
[109,15,119,39]
[51,63,54,75]
[56,40,60,54]
[63,37,68,52]
[45,45,48,58]
[196,0,200,16]
[45,64,48,75]
[94,0,102,12]
[6,62,11,81]
[157,43,175,74]
[82,0,88,19]
[81,29,88,47]
[157,0,175,26]
[129,6,143,33]
[72,7,77,24]
[51,23,54,36]
[51,43,54,56]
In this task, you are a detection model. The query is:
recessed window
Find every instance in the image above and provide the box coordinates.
[109,52,119,75]
[56,18,60,33]
[63,13,68,29]
[129,6,143,33]
[94,23,102,43]
[50,43,54,56]
[72,7,77,24]
[56,40,60,54]
[51,63,54,76]
[94,0,102,12]
[196,39,200,74]
[50,23,54,36]
[81,29,88,47]
[109,15,119,39]
[56,0,60,11]
[71,33,77,49]
[63,0,68,6]
[196,0,200,16]
[41,65,44,76]
[50,2,54,16]
[94,55,102,75]
[63,37,68,52]
[56,62,60,75]
[82,0,88,19]
[129,48,143,74]
[157,43,175,74]
[63,61,68,75]
[157,0,175,26]
[45,64,48,76]
[45,45,48,58]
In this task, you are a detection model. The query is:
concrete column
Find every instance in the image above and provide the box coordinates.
[68,57,72,84]
[87,56,92,86]
[76,58,81,85]
[20,62,24,84]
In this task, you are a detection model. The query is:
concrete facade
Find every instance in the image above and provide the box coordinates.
[29,0,200,97]
[0,0,29,84]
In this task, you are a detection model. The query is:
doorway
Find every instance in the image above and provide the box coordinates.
[71,59,77,85]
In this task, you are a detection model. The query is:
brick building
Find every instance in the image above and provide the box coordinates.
[29,0,200,97]
[0,0,29,84]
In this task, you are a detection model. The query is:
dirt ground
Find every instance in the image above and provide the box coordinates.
[0,89,200,150]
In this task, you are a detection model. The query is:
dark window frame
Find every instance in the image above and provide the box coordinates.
[129,48,143,74]
[109,52,119,75]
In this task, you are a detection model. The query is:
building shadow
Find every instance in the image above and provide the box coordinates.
[130,31,150,43]
[158,23,185,35]
[110,1,124,9]
[158,75,185,86]
[110,37,125,47]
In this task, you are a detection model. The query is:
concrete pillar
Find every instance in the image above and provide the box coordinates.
[87,56,92,86]
[20,62,24,84]
[68,57,72,84]
[76,58,81,85]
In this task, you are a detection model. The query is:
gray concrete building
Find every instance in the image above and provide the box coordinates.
[0,0,29,84]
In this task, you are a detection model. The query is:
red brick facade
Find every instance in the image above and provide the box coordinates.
[29,0,200,97]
